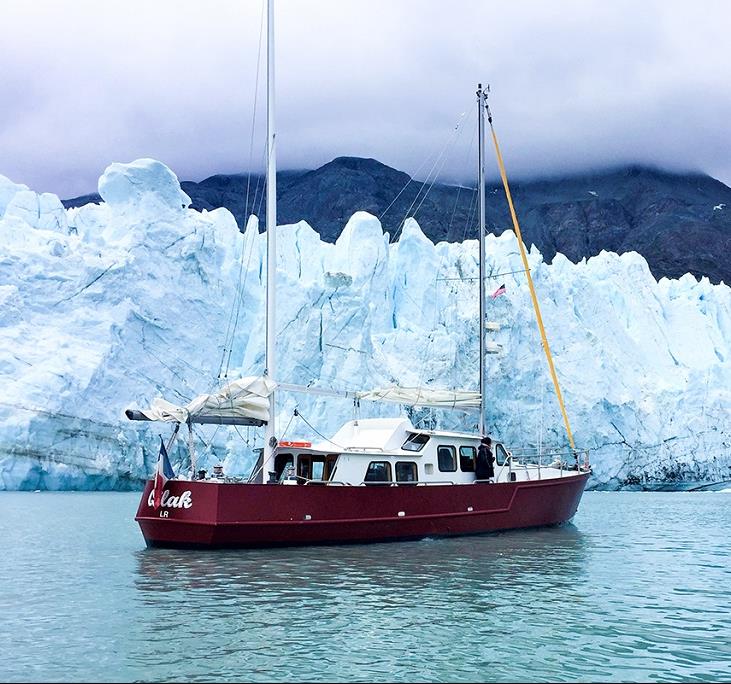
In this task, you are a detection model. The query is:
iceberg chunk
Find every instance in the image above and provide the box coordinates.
[98,158,191,216]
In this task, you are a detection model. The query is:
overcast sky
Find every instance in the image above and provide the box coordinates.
[1,0,729,197]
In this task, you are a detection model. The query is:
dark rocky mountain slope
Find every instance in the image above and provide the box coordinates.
[64,157,731,284]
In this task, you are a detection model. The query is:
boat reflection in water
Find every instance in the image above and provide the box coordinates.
[134,524,589,596]
[130,526,590,680]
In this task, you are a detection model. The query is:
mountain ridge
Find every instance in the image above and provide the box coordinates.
[63,157,731,284]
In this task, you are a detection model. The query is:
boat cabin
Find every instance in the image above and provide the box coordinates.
[263,418,568,486]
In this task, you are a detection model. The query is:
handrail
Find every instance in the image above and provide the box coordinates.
[342,446,386,453]
[282,456,592,487]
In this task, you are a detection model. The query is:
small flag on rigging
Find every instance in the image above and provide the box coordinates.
[491,283,507,299]
[152,435,175,510]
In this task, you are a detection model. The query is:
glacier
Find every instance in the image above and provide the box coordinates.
[1,159,730,491]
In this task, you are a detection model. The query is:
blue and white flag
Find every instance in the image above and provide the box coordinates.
[152,436,175,510]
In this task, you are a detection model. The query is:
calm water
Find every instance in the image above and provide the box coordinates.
[1,492,730,683]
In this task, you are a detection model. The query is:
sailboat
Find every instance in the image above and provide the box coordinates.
[130,0,590,548]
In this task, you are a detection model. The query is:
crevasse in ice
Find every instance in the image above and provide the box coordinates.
[1,160,729,490]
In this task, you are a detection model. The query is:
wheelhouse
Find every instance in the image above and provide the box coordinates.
[255,418,583,487]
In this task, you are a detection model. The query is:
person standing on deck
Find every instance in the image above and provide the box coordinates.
[476,436,495,482]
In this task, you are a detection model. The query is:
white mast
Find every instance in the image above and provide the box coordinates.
[264,0,277,476]
[477,84,487,436]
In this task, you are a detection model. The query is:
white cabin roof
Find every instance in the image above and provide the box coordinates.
[313,418,415,452]
[300,418,487,454]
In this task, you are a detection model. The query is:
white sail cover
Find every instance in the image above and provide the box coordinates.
[134,376,276,423]
[355,386,481,409]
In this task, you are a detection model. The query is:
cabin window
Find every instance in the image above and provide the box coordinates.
[402,433,430,452]
[364,461,392,484]
[495,444,510,467]
[324,454,339,481]
[297,455,311,481]
[298,455,331,483]
[395,461,418,483]
[312,459,325,481]
[274,453,294,480]
[437,445,457,472]
[459,446,476,472]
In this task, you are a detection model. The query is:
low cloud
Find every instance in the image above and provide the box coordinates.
[1,0,729,196]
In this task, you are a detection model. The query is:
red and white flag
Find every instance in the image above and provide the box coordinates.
[491,283,506,299]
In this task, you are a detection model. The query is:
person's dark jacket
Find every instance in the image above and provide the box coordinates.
[476,443,495,480]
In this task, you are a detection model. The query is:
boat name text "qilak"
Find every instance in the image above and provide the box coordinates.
[147,490,193,509]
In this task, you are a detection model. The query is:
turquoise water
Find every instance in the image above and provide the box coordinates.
[1,491,729,682]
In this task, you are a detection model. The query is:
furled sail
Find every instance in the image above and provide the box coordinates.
[355,387,481,409]
[125,376,275,425]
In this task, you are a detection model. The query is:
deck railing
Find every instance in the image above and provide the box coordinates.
[275,448,591,487]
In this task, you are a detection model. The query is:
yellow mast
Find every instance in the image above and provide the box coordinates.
[487,113,576,451]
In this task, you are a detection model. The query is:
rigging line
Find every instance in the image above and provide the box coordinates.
[244,1,266,219]
[289,373,376,398]
[216,238,247,378]
[389,105,470,244]
[278,410,296,442]
[152,349,210,384]
[126,366,193,405]
[413,239,457,390]
[246,143,267,225]
[192,425,212,451]
[222,230,259,378]
[244,411,296,485]
[414,252,456,393]
[410,110,471,222]
[378,108,472,224]
[139,340,198,400]
[141,327,213,384]
[219,209,259,380]
[393,114,467,241]
[250,166,264,220]
[413,116,476,393]
[448,120,478,240]
[464,181,479,242]
[413,107,470,209]
[233,423,254,447]
[254,143,268,221]
[402,230,471,399]
[217,4,264,382]
[378,154,433,222]
[461,145,480,243]
[296,410,346,450]
[447,183,464,242]
[415,114,479,396]
[436,267,529,281]
[193,423,222,456]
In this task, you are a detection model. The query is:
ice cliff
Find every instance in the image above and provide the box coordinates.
[1,160,730,490]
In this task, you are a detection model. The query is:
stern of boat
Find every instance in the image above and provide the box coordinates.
[135,479,221,548]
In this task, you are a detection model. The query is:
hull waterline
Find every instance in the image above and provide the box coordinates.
[135,473,590,548]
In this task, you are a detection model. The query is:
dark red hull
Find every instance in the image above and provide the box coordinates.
[135,473,590,548]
